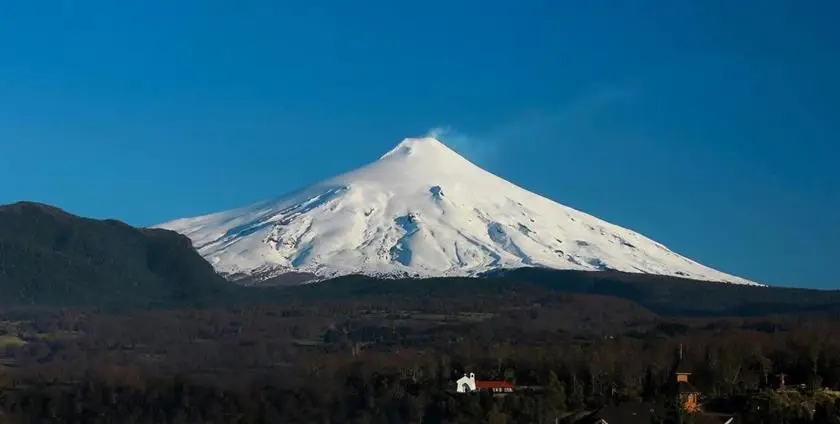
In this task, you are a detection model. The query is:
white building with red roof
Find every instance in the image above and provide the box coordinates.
[455,373,514,394]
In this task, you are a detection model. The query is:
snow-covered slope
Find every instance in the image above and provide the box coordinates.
[156,137,758,285]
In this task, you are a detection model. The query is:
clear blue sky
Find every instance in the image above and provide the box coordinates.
[1,1,837,288]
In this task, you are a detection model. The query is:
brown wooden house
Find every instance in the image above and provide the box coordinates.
[675,361,700,413]
[578,352,734,424]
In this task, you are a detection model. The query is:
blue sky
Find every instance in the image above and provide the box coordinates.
[1,1,837,288]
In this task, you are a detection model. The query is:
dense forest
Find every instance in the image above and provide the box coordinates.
[2,202,840,422]
[2,284,840,423]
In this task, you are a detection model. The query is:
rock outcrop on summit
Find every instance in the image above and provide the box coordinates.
[156,137,758,285]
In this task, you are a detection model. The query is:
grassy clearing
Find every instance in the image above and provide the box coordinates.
[33,330,81,341]
[0,334,26,348]
[293,339,324,347]
[408,312,496,322]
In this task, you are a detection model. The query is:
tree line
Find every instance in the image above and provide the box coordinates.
[1,292,840,422]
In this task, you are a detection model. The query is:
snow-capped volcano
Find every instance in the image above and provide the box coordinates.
[156,137,758,285]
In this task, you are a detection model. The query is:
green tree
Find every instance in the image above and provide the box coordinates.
[544,371,567,415]
[568,374,585,410]
[664,397,689,424]
[503,367,516,385]
[486,403,509,424]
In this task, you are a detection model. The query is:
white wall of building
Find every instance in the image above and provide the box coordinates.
[455,373,476,392]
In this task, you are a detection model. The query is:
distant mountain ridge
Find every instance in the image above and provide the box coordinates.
[0,201,233,307]
[157,136,758,285]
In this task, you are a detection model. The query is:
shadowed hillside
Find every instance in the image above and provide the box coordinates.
[260,270,840,318]
[1,201,839,318]
[0,202,236,308]
[493,267,840,317]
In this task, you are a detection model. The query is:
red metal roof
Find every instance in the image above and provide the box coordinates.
[475,380,514,389]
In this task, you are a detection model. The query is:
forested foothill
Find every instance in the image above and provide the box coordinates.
[2,278,840,423]
[1,202,840,422]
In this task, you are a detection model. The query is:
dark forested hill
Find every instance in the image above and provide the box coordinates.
[0,201,235,307]
[1,201,838,317]
[492,267,840,316]
[262,269,840,318]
